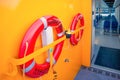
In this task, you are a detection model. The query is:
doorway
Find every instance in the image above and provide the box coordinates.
[91,0,120,74]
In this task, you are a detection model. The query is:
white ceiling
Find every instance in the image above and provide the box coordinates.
[114,0,120,7]
[95,0,108,8]
[95,0,120,8]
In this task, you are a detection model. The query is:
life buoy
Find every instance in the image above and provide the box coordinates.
[70,13,84,45]
[19,16,64,78]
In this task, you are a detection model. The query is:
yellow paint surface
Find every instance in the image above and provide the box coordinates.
[0,0,91,80]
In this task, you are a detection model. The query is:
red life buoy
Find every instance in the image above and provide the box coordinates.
[19,16,64,78]
[70,13,84,45]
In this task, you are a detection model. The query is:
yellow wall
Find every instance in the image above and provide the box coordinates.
[0,0,91,80]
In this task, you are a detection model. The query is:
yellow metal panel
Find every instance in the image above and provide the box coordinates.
[0,0,91,80]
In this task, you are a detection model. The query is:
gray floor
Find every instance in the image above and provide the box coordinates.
[75,66,120,80]
[95,29,120,49]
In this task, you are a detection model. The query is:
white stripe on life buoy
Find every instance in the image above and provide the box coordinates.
[57,32,64,37]
[40,17,48,29]
[70,30,74,32]
[25,61,35,73]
